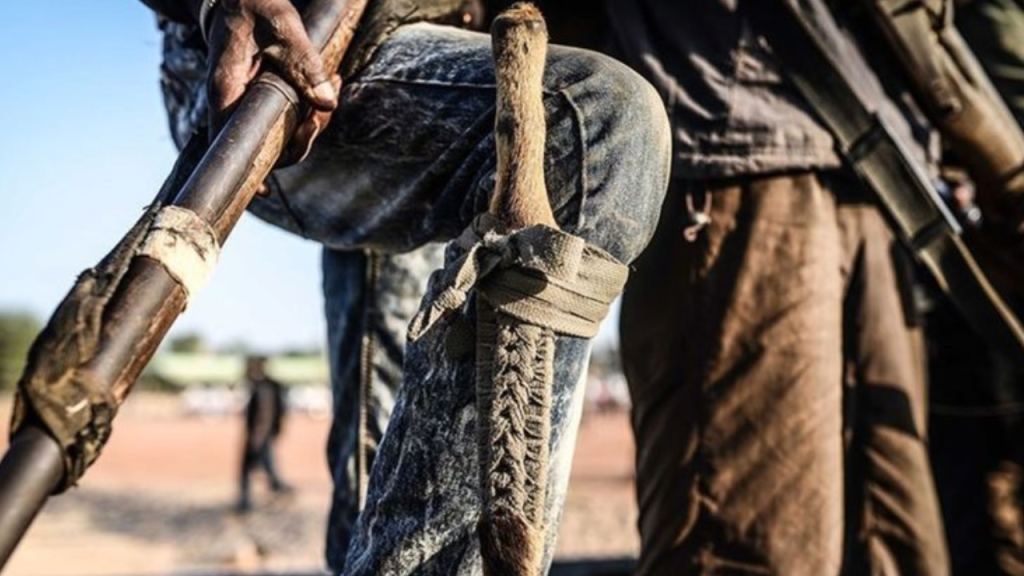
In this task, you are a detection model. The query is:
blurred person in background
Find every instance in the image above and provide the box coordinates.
[237,355,292,513]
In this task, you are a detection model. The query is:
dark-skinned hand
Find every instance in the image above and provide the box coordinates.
[204,0,341,167]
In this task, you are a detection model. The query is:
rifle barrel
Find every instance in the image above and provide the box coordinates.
[0,428,63,566]
[0,0,369,569]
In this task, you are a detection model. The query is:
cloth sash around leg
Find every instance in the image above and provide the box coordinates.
[408,214,627,572]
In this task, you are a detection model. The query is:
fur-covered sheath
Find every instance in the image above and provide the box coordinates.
[407,215,628,576]
[409,5,627,575]
[407,5,622,573]
[481,7,553,574]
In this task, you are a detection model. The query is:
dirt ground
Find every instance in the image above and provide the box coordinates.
[0,394,638,576]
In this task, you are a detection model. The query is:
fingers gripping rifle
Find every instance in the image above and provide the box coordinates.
[0,0,369,567]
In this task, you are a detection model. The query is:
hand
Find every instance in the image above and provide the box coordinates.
[205,0,340,164]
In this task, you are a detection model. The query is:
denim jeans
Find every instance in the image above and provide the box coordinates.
[248,23,671,574]
[321,245,444,571]
[162,18,669,572]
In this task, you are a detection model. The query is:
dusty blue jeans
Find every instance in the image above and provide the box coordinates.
[321,245,444,570]
[265,23,670,574]
[163,18,670,573]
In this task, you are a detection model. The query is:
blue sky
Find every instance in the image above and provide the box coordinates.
[0,2,618,354]
[0,2,325,353]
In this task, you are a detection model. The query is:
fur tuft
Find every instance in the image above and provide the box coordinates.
[489,2,555,231]
[479,509,543,576]
[497,3,545,27]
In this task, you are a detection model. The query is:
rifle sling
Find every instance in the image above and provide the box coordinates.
[754,0,1024,364]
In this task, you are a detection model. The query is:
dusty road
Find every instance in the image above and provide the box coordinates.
[0,394,638,576]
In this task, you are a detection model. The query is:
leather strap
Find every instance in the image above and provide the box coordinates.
[754,0,1024,364]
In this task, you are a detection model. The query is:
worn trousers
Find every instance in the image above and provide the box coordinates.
[321,246,443,570]
[247,23,672,574]
[839,200,948,576]
[163,18,670,573]
[160,18,670,572]
[620,173,948,576]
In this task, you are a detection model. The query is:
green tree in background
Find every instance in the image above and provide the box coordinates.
[0,310,42,391]
[167,332,208,354]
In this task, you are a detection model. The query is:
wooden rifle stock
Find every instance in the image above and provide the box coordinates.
[0,0,368,568]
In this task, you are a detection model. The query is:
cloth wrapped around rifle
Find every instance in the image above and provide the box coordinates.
[8,137,212,492]
[9,210,153,492]
[139,206,220,302]
[9,261,124,493]
[409,214,627,342]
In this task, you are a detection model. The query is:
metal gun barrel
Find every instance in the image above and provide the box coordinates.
[0,427,64,565]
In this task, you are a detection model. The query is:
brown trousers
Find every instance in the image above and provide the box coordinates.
[620,173,948,576]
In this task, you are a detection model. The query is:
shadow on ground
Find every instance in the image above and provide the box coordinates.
[57,490,636,576]
[47,489,321,565]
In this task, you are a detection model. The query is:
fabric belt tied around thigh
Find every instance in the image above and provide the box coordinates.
[408,213,627,572]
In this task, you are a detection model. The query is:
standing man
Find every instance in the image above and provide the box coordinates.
[613,1,949,574]
[238,355,292,513]
[142,0,671,573]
